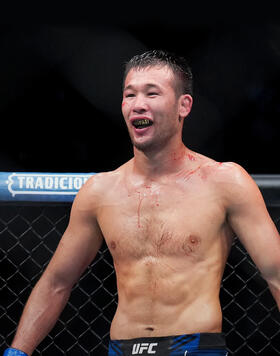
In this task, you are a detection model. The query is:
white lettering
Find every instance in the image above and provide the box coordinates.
[60,177,67,190]
[8,174,91,198]
[54,177,59,189]
[132,342,158,355]
[74,177,82,190]
[17,176,25,189]
[148,343,157,354]
[132,344,140,354]
[139,343,149,354]
[45,177,53,189]
[35,177,43,189]
[68,177,73,190]
[26,177,34,189]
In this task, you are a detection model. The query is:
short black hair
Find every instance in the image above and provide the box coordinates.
[123,49,193,96]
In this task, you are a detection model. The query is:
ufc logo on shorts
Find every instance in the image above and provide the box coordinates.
[132,342,158,354]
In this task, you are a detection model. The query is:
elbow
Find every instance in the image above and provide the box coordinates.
[51,282,72,299]
[39,271,74,300]
[261,259,280,287]
[50,276,74,297]
[267,281,280,311]
[264,273,280,311]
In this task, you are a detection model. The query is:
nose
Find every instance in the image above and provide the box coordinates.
[132,94,148,113]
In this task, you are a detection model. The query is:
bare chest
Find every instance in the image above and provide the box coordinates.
[97,181,226,260]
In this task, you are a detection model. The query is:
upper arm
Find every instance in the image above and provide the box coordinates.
[224,164,280,282]
[43,176,104,288]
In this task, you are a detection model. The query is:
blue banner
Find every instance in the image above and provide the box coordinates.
[0,172,279,204]
[0,172,95,202]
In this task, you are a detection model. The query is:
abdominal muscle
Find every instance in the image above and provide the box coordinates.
[110,254,224,339]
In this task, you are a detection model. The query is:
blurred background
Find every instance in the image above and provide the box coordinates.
[0,4,279,174]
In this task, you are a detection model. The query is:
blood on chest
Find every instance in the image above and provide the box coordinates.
[101,207,204,261]
[98,183,223,261]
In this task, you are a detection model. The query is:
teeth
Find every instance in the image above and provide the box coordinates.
[133,119,152,128]
[139,119,149,125]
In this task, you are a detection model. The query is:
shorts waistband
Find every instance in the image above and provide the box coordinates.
[109,333,227,355]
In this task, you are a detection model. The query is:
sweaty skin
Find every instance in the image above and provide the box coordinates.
[81,152,280,340]
[97,155,234,339]
[10,65,280,355]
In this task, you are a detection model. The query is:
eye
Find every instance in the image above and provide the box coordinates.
[125,93,135,98]
[148,92,159,97]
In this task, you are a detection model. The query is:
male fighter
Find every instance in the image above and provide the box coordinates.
[4,50,280,356]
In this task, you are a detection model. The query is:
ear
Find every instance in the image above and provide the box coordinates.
[178,94,193,121]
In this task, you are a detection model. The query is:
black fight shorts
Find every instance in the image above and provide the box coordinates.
[108,333,228,355]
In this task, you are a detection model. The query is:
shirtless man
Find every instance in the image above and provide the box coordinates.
[4,50,280,356]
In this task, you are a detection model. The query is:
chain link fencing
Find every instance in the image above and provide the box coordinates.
[0,175,280,355]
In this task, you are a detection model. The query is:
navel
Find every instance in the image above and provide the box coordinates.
[145,327,154,332]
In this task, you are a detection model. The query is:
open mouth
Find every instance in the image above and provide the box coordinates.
[132,119,153,129]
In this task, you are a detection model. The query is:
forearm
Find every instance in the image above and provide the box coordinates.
[261,260,280,312]
[11,276,72,356]
[268,280,280,311]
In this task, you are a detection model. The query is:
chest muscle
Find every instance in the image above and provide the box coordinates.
[97,183,225,260]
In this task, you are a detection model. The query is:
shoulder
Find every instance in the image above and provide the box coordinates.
[194,154,261,201]
[196,154,252,186]
[74,163,129,206]
[212,161,256,189]
[209,161,263,209]
[190,150,250,182]
[82,170,121,194]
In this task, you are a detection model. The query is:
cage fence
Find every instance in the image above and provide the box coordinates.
[0,173,279,356]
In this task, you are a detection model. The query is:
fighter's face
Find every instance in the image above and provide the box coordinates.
[122,66,184,153]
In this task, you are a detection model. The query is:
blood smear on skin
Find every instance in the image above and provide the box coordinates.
[187,153,196,161]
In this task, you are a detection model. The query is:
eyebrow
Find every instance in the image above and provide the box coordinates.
[123,83,161,91]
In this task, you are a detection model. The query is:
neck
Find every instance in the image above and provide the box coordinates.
[132,139,190,178]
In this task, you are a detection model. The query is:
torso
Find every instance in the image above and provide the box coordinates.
[95,153,234,339]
